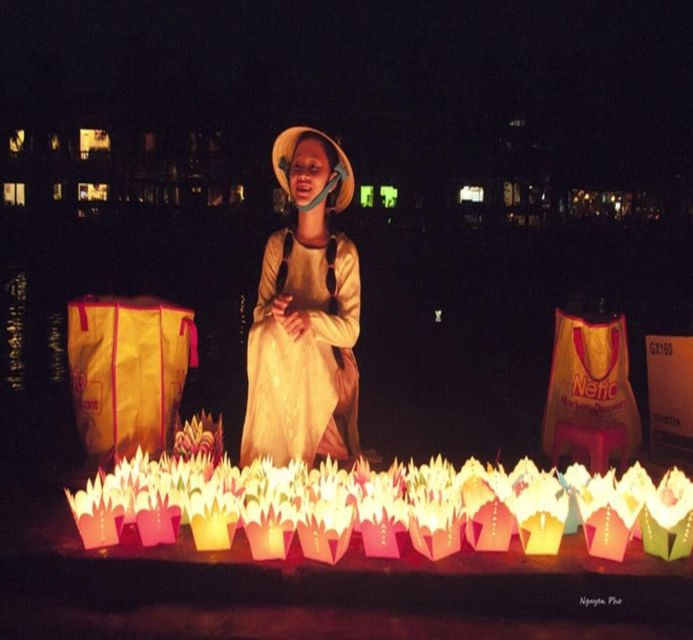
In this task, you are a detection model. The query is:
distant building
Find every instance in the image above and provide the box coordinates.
[1,123,245,219]
[0,112,676,229]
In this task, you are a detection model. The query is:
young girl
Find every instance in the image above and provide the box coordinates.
[240,126,372,468]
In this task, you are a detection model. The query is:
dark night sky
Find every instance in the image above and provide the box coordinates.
[1,1,691,185]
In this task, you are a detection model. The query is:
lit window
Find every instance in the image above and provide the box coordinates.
[9,130,25,153]
[53,183,62,201]
[504,181,520,206]
[49,134,60,151]
[3,183,25,206]
[459,186,484,203]
[79,129,111,159]
[230,184,244,204]
[380,185,398,208]
[78,183,108,201]
[360,185,374,208]
[191,185,202,194]
[208,186,224,206]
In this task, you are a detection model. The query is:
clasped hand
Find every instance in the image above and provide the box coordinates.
[270,294,311,341]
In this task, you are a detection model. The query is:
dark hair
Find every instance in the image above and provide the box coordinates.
[276,131,346,369]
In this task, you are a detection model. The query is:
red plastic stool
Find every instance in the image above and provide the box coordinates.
[551,420,628,475]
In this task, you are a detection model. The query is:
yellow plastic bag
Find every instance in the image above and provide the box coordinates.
[542,308,641,456]
[67,295,198,462]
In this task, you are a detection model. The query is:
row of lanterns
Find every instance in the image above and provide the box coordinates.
[65,449,692,564]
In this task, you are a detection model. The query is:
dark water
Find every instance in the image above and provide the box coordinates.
[2,212,691,484]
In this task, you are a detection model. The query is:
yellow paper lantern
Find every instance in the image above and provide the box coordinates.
[511,472,568,555]
[188,482,241,552]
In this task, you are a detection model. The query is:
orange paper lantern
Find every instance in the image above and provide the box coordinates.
[243,502,298,561]
[297,508,355,565]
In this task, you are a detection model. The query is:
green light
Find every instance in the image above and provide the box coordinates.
[360,185,374,208]
[380,186,398,208]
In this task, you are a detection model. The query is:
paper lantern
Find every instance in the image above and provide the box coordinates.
[457,456,486,477]
[173,411,224,468]
[308,457,350,499]
[243,499,298,561]
[348,457,374,528]
[407,455,457,498]
[459,465,516,552]
[360,519,408,559]
[350,459,407,534]
[387,458,408,498]
[507,457,542,537]
[245,457,308,497]
[508,456,540,496]
[458,458,495,509]
[408,493,464,561]
[350,456,373,492]
[512,472,568,555]
[518,511,565,555]
[640,468,693,561]
[466,496,516,552]
[114,446,152,475]
[557,463,591,535]
[242,457,307,560]
[358,489,409,558]
[64,476,125,550]
[189,484,241,552]
[620,461,656,541]
[156,456,198,525]
[215,456,249,499]
[109,450,154,525]
[297,498,355,565]
[576,471,641,562]
[134,490,182,547]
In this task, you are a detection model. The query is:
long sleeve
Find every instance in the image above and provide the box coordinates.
[242,231,362,468]
[308,237,361,348]
[252,231,282,324]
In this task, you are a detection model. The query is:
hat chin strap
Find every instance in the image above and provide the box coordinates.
[279,158,349,212]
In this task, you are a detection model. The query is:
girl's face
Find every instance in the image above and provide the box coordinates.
[289,138,336,210]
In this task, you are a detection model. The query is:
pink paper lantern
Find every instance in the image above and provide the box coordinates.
[360,516,408,559]
[466,497,516,552]
[135,495,181,547]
